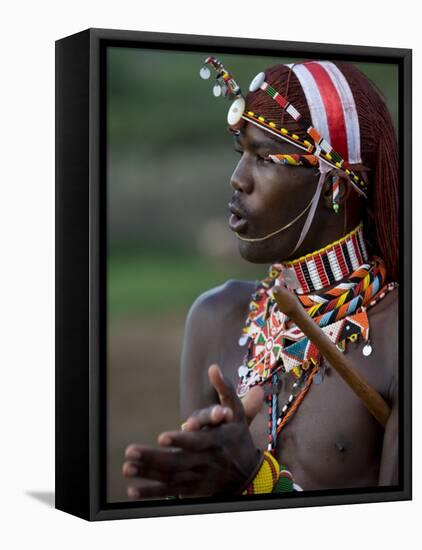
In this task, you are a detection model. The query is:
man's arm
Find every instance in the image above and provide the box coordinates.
[179,284,227,422]
[378,375,399,486]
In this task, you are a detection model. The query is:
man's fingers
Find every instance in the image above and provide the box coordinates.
[127,479,205,500]
[207,364,245,422]
[124,445,201,471]
[182,404,233,431]
[157,429,221,452]
[124,460,202,485]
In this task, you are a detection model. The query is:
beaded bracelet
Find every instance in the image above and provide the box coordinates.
[241,451,296,495]
[241,451,280,495]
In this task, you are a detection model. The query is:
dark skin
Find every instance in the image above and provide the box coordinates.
[123,123,399,499]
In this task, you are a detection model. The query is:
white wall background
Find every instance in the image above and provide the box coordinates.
[0,1,419,548]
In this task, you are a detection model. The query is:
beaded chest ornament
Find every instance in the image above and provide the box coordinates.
[237,228,397,453]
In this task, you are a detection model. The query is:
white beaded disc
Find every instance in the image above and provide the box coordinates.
[249,71,265,92]
[227,96,245,126]
[362,344,373,356]
[199,66,211,80]
[213,84,222,97]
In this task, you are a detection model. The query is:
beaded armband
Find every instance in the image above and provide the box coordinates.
[240,451,294,495]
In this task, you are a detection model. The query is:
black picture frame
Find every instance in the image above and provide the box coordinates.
[55,27,412,521]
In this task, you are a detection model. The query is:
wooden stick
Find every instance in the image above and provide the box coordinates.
[273,286,391,427]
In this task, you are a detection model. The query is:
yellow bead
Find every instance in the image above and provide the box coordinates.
[247,111,254,116]
[335,162,341,168]
[345,169,350,175]
[292,134,299,140]
[304,140,312,147]
[281,128,288,134]
[258,116,265,122]
[269,122,276,127]
[326,153,332,160]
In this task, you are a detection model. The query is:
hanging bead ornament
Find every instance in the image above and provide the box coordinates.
[199,65,211,80]
[332,174,341,213]
[213,83,222,97]
[362,341,373,356]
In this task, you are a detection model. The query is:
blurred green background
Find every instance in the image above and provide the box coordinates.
[107,46,398,502]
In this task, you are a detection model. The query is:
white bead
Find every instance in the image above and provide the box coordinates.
[238,334,248,346]
[249,72,266,92]
[213,84,222,97]
[199,66,211,80]
[362,344,373,356]
[227,96,245,126]
[238,365,249,377]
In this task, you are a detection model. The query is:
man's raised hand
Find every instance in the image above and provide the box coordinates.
[123,364,265,499]
[180,364,264,432]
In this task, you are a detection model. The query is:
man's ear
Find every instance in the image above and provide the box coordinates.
[322,170,350,209]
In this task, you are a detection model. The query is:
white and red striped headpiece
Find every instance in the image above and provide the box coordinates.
[287,61,361,165]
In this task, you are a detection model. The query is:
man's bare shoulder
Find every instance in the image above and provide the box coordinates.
[367,285,399,343]
[180,279,257,417]
[186,278,256,326]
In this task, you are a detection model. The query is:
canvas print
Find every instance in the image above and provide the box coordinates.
[107,47,399,503]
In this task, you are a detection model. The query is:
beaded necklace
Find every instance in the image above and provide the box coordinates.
[236,224,398,454]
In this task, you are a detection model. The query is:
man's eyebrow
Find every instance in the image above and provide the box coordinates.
[233,135,282,151]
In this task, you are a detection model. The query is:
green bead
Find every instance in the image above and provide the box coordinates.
[272,476,294,493]
[333,203,340,213]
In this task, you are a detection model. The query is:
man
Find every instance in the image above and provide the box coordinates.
[122,58,399,498]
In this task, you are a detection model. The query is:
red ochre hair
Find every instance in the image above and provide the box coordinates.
[243,62,399,283]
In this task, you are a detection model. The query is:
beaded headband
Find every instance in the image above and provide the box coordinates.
[199,57,368,199]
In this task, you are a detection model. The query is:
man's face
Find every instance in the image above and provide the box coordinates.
[229,122,320,263]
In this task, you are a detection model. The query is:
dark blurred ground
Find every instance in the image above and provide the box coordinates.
[107,47,398,502]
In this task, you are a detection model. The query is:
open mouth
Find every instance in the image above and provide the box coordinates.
[228,203,248,233]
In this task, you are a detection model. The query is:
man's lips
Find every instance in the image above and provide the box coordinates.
[228,202,248,233]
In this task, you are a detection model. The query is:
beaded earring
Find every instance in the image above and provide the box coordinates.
[332,174,341,213]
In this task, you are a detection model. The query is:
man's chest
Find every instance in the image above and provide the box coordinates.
[217,298,396,489]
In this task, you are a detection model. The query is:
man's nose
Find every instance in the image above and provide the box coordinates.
[230,157,254,194]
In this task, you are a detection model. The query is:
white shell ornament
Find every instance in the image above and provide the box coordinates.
[199,66,211,80]
[238,365,249,378]
[227,96,245,126]
[362,343,373,356]
[249,71,265,92]
[238,334,248,346]
[213,83,222,97]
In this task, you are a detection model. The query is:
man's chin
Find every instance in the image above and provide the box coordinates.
[237,239,287,264]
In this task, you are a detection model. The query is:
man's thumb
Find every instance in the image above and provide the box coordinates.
[208,364,245,421]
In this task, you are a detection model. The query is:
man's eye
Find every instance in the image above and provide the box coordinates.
[257,155,272,164]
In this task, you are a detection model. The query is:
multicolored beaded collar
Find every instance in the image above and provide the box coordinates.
[278,222,369,294]
[236,225,398,453]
